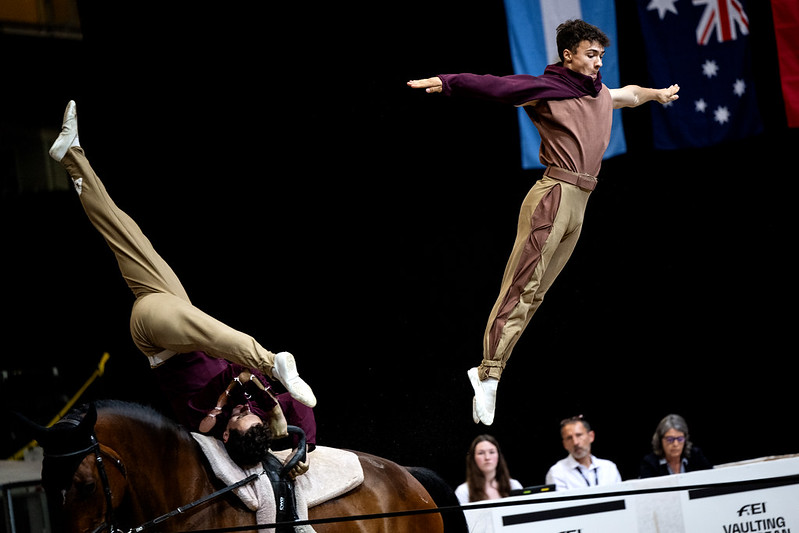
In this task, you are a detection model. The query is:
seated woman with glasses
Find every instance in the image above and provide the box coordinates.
[639,414,713,478]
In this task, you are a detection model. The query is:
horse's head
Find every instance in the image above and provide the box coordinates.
[15,402,129,533]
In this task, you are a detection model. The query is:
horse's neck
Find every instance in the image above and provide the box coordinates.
[98,418,216,510]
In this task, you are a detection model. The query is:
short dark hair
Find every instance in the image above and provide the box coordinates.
[555,19,611,62]
[560,414,591,432]
[225,423,272,467]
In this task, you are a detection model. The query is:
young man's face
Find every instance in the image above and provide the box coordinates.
[223,404,263,441]
[563,40,605,78]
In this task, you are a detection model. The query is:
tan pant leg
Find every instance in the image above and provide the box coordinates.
[131,293,276,376]
[62,147,277,377]
[480,178,590,380]
[61,147,189,301]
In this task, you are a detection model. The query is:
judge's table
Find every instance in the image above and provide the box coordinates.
[462,454,799,533]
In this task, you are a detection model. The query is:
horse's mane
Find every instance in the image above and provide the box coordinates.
[87,399,188,440]
[94,398,167,421]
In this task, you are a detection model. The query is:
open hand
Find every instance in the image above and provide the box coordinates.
[407,77,443,93]
[658,84,680,104]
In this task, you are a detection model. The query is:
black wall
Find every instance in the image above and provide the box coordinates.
[3,0,796,489]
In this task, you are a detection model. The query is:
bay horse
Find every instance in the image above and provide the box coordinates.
[20,400,465,533]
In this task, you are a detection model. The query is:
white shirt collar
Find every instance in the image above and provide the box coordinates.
[566,453,597,471]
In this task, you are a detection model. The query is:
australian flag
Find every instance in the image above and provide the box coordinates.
[637,0,763,149]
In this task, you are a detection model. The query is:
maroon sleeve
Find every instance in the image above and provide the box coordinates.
[439,72,586,105]
[439,73,544,104]
[438,67,600,105]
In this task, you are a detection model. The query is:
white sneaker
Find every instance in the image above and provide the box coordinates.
[273,352,317,408]
[49,100,80,162]
[467,367,498,425]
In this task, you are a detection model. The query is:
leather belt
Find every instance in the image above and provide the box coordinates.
[543,165,598,191]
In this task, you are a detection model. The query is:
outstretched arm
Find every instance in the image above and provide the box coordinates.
[610,84,680,109]
[407,77,443,93]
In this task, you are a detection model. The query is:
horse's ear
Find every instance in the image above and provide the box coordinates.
[9,409,50,442]
[77,402,98,432]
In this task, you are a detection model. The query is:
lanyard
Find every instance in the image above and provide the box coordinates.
[576,466,599,486]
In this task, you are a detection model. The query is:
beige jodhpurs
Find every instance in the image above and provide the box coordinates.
[62,147,277,377]
[479,176,591,380]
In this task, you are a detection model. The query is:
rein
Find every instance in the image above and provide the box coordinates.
[128,471,262,533]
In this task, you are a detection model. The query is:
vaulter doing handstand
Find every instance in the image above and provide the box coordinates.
[48,100,316,472]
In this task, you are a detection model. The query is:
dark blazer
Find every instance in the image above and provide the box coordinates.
[638,446,713,478]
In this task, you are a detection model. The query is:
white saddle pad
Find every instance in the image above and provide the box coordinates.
[191,433,363,531]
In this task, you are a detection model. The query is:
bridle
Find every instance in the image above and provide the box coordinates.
[43,424,307,533]
[43,432,126,533]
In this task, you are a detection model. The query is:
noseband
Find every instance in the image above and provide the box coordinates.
[44,432,126,533]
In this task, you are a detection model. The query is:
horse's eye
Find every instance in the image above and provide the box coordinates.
[75,480,97,498]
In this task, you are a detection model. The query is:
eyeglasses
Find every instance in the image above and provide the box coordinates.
[663,436,686,444]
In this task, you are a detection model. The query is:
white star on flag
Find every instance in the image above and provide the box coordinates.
[702,59,719,78]
[647,0,679,19]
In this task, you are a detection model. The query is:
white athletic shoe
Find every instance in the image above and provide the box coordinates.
[273,352,317,408]
[468,367,498,425]
[49,100,80,162]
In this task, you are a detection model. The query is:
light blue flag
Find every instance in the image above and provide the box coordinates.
[503,0,627,169]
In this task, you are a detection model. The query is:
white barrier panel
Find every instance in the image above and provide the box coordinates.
[462,455,799,532]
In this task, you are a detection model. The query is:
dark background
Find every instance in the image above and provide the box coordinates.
[2,0,796,491]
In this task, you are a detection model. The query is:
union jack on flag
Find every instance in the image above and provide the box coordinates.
[695,0,749,44]
[637,0,762,149]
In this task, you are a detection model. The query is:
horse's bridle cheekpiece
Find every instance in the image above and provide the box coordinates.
[42,430,124,533]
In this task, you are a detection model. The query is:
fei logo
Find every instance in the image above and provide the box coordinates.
[723,500,791,533]
[737,503,767,516]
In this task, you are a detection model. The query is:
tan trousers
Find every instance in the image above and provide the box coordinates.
[62,147,277,377]
[479,177,591,380]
